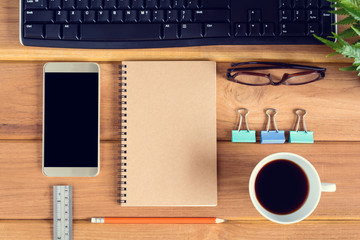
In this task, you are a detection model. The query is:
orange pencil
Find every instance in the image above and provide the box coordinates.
[91,217,226,224]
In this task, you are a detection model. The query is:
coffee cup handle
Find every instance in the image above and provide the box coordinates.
[321,183,336,192]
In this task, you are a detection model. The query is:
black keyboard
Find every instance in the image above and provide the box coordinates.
[20,0,336,49]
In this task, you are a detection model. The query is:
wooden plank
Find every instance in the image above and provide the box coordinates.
[0,63,360,141]
[0,141,358,220]
[0,1,352,63]
[0,220,359,240]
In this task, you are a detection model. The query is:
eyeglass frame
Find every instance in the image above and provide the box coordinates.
[227,61,326,86]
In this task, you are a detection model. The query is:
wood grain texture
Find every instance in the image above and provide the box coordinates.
[1,220,359,240]
[0,62,359,141]
[0,2,353,63]
[0,141,358,220]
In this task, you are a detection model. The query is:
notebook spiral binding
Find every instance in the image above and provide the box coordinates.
[118,64,127,204]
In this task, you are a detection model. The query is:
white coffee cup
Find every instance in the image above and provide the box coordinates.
[249,152,336,224]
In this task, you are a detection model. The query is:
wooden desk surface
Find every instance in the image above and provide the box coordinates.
[1,1,360,240]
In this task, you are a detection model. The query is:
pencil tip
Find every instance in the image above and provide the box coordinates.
[215,218,227,223]
[91,218,104,223]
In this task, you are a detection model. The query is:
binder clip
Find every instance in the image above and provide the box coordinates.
[261,108,285,144]
[232,108,256,142]
[289,109,314,143]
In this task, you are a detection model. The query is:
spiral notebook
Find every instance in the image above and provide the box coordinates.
[118,61,217,206]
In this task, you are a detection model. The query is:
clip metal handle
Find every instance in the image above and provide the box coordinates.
[265,108,279,132]
[237,108,250,132]
[295,109,308,133]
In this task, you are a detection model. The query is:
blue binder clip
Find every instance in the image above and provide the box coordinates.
[232,108,256,142]
[289,109,314,143]
[261,108,285,144]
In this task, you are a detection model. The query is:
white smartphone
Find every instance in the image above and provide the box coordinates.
[43,62,100,177]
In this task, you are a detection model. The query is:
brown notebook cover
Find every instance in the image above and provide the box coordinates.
[118,61,217,206]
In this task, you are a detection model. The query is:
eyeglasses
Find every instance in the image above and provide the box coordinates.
[227,62,326,86]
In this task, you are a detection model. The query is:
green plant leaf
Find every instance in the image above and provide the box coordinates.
[338,27,358,38]
[313,34,342,50]
[332,32,349,45]
[337,16,356,24]
[337,45,360,59]
[329,8,348,15]
[353,58,360,65]
[351,25,360,36]
[339,65,357,71]
[327,52,340,57]
[341,1,360,21]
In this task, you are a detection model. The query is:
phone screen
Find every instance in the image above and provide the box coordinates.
[44,72,99,167]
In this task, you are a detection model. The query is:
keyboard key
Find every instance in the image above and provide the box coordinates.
[80,24,162,40]
[194,10,230,22]
[139,10,151,22]
[111,10,124,22]
[280,0,292,8]
[70,10,82,23]
[279,10,291,22]
[145,0,158,9]
[45,24,62,39]
[49,0,62,9]
[163,23,179,39]
[118,0,130,9]
[84,10,96,22]
[24,24,44,38]
[76,0,89,9]
[63,24,79,39]
[25,0,46,9]
[263,23,275,36]
[90,0,103,9]
[180,10,192,22]
[132,0,144,9]
[98,10,110,22]
[187,0,199,9]
[125,10,137,22]
[159,0,171,9]
[24,10,54,23]
[201,0,229,9]
[204,23,230,37]
[166,10,179,22]
[248,9,261,22]
[235,23,247,37]
[180,23,202,38]
[321,10,332,35]
[294,0,305,8]
[307,9,318,22]
[56,10,69,23]
[153,10,165,22]
[104,0,117,9]
[307,0,318,8]
[249,23,261,36]
[307,23,319,35]
[63,0,75,9]
[320,0,331,8]
[294,9,305,22]
[173,0,185,9]
[280,23,305,36]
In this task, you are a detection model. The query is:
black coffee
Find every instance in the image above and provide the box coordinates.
[255,159,309,215]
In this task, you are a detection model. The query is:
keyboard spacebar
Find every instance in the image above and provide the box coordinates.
[80,24,162,41]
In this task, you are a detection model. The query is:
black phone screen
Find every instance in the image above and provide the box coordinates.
[44,72,99,167]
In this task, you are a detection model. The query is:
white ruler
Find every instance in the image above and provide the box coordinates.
[53,186,73,240]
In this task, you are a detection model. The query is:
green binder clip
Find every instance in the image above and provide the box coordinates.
[289,109,314,143]
[261,108,286,144]
[232,108,256,143]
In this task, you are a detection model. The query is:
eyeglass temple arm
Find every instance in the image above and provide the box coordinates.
[230,61,326,71]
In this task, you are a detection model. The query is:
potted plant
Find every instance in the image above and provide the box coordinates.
[314,0,360,75]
